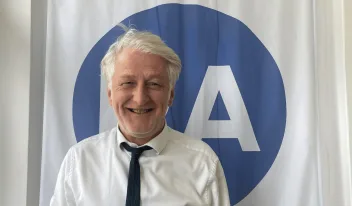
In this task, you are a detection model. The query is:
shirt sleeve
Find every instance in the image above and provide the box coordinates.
[208,159,231,206]
[50,148,76,206]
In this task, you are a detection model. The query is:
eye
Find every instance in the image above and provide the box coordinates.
[147,82,160,87]
[120,81,135,87]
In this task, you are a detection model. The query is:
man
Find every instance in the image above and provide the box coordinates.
[50,26,230,206]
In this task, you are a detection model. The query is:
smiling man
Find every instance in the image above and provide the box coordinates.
[109,47,172,146]
[50,26,230,206]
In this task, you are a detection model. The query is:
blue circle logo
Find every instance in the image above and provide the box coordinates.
[73,4,286,205]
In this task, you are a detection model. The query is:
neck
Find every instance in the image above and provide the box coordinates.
[125,136,154,146]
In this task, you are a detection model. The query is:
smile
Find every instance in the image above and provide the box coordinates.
[127,108,153,114]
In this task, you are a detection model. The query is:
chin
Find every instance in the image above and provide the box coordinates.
[125,125,156,138]
[121,119,164,139]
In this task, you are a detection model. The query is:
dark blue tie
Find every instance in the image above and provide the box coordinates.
[122,142,152,206]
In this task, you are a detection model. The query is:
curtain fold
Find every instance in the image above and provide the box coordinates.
[314,0,352,205]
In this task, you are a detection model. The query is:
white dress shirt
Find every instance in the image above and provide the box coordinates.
[50,125,230,206]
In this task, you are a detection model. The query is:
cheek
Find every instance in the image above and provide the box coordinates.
[111,93,128,108]
[153,92,171,109]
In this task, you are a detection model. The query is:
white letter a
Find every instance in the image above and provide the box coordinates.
[185,65,260,151]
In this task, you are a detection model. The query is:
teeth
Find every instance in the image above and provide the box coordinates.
[131,109,149,114]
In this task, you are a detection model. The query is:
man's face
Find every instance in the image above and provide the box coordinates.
[108,48,174,139]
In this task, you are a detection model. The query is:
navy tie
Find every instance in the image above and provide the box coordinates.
[122,142,152,206]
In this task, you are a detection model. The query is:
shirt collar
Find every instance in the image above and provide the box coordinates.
[116,123,170,155]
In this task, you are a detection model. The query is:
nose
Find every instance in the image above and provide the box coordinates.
[132,84,149,106]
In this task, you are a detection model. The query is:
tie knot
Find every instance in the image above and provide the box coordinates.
[122,142,152,159]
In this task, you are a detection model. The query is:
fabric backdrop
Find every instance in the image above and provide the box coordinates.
[40,0,352,205]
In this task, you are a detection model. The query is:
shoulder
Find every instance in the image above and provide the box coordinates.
[167,127,219,162]
[69,127,117,154]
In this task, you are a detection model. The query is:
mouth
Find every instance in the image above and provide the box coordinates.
[127,108,153,114]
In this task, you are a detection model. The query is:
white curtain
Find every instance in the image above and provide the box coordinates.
[38,0,352,205]
[314,0,352,205]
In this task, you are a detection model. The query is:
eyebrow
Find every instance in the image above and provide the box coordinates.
[118,74,135,79]
[118,73,167,80]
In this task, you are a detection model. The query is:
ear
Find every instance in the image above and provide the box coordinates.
[168,88,175,106]
[107,86,113,106]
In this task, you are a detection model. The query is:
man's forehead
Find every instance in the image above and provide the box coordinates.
[114,48,169,79]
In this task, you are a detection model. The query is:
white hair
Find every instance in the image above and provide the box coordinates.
[101,24,182,89]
